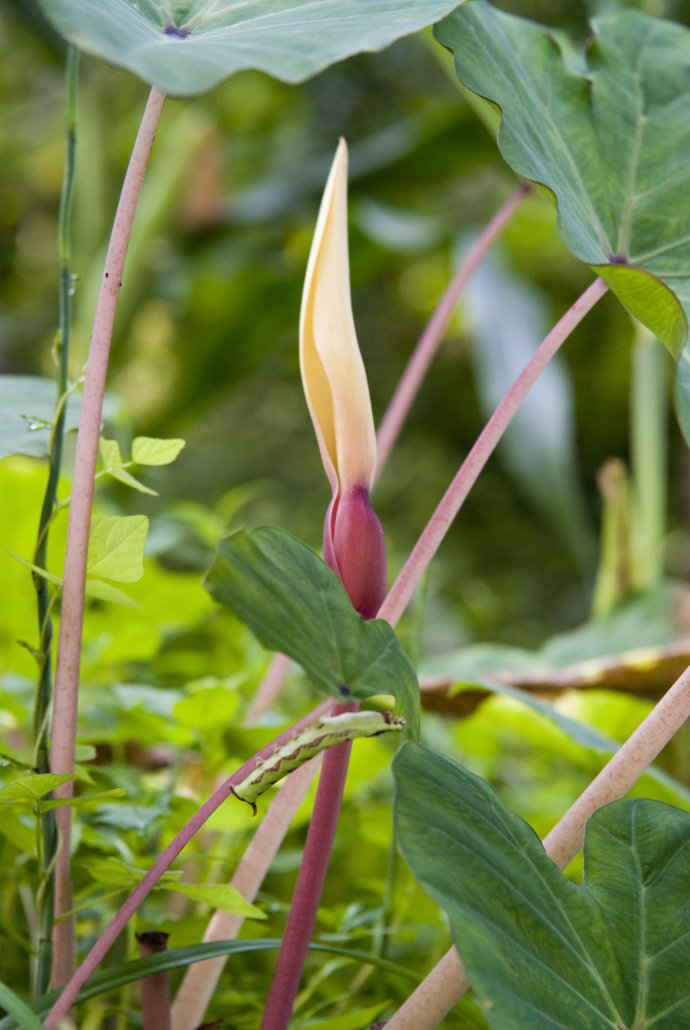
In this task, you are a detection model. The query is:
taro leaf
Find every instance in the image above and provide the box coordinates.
[435,3,690,358]
[38,0,467,97]
[394,741,690,1030]
[204,527,419,736]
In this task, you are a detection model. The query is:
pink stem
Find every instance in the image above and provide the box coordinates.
[49,85,166,988]
[376,183,532,471]
[378,277,609,627]
[44,699,332,1029]
[259,703,357,1030]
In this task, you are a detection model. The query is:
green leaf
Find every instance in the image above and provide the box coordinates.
[37,0,467,96]
[8,554,63,589]
[204,527,420,736]
[162,882,265,918]
[98,437,123,470]
[435,3,690,356]
[85,577,145,609]
[394,741,690,1029]
[0,375,80,460]
[0,774,72,805]
[103,468,158,496]
[0,982,47,1030]
[131,436,185,466]
[87,515,148,583]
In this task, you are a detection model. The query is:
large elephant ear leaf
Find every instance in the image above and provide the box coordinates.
[435,2,690,360]
[38,0,468,96]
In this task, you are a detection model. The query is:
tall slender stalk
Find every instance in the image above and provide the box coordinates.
[376,182,532,469]
[32,44,79,1000]
[630,325,668,588]
[379,277,609,626]
[259,704,356,1030]
[49,84,166,989]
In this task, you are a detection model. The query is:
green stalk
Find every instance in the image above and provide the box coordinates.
[32,44,79,1000]
[631,326,668,589]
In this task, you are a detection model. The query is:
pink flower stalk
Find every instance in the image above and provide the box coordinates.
[300,138,386,618]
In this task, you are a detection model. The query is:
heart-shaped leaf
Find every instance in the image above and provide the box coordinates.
[38,0,467,97]
[435,3,690,358]
[205,527,420,735]
[394,741,690,1029]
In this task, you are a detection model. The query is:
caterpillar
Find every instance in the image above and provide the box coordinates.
[230,710,406,815]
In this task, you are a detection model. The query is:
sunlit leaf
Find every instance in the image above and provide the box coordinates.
[0,774,72,805]
[38,0,467,96]
[395,742,690,1029]
[87,515,148,583]
[131,436,185,466]
[99,437,123,470]
[436,3,690,356]
[85,577,145,609]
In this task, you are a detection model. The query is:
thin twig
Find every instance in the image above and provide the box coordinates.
[49,84,166,989]
[33,44,79,1001]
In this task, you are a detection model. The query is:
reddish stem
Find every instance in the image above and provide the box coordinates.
[259,703,356,1030]
[378,277,609,626]
[137,932,171,1030]
[49,84,166,989]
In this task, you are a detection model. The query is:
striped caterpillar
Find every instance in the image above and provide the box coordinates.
[230,710,406,815]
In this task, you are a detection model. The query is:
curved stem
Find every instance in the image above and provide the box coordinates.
[376,182,532,470]
[44,700,332,1029]
[378,277,609,626]
[385,661,690,1030]
[49,84,166,990]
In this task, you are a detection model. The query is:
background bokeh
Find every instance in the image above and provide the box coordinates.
[3,3,690,1022]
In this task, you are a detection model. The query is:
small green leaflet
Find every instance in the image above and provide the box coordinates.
[232,710,405,814]
[87,515,148,582]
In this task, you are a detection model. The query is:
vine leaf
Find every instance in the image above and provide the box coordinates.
[38,0,467,96]
[435,3,690,358]
[394,741,690,1029]
[204,526,420,735]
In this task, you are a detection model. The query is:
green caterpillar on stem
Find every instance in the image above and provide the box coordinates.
[231,710,405,815]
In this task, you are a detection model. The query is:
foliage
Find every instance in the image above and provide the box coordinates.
[2,0,690,1027]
